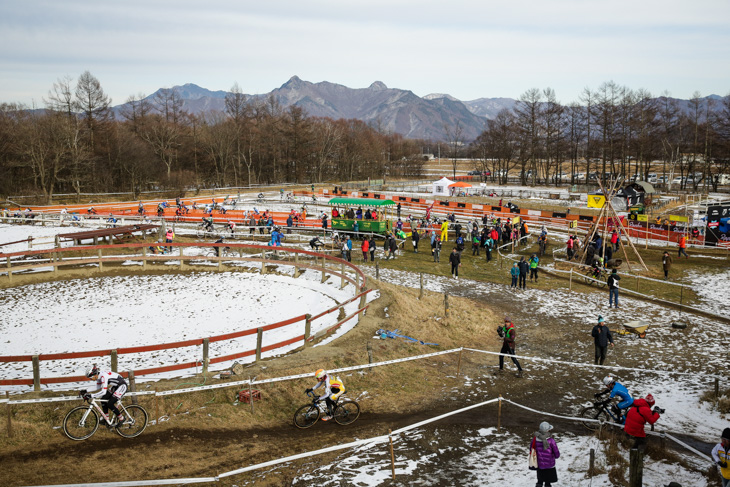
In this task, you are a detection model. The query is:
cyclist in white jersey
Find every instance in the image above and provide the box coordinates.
[80,364,128,425]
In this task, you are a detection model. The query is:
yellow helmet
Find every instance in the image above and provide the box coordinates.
[315,369,326,380]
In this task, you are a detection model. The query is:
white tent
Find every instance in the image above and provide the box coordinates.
[432,177,455,196]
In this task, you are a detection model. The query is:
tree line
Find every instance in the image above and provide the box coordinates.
[0,72,425,203]
[467,82,730,191]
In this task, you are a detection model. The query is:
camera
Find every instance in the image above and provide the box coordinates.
[497,326,504,338]
[652,406,665,414]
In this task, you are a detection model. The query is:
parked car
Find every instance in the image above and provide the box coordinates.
[467,170,481,176]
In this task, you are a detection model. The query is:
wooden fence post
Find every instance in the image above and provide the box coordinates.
[249,378,255,414]
[202,338,210,373]
[321,256,326,283]
[629,448,643,487]
[375,261,380,280]
[179,247,184,270]
[98,248,103,271]
[128,371,138,406]
[341,262,345,289]
[142,246,147,269]
[255,327,263,361]
[715,377,719,398]
[367,341,373,364]
[32,355,41,392]
[444,293,449,317]
[304,314,312,346]
[569,268,573,291]
[419,273,424,299]
[261,250,267,274]
[589,448,595,478]
[389,429,396,480]
[110,349,118,372]
[456,348,463,376]
[5,391,11,438]
[497,395,503,430]
[154,393,159,426]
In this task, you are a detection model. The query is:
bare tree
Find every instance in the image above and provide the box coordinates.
[443,120,464,179]
[74,71,111,152]
[514,88,543,185]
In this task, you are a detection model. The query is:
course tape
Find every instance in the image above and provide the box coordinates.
[23,478,219,487]
[463,348,718,378]
[156,349,460,397]
[8,390,157,405]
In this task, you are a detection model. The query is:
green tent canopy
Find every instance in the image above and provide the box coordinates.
[328,197,395,207]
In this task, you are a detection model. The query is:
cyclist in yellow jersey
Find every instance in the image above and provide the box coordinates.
[306,369,345,421]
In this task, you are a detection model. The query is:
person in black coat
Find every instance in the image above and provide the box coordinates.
[591,315,614,365]
[449,248,461,279]
[518,256,529,289]
[369,235,376,261]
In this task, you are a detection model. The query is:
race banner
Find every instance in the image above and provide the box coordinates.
[705,204,730,247]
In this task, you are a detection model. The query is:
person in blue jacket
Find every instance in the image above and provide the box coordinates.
[595,375,633,423]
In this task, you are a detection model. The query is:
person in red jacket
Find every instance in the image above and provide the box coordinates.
[624,394,662,451]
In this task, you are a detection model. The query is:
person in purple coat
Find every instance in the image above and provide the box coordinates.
[529,421,560,486]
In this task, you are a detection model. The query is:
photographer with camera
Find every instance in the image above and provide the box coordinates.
[624,393,662,451]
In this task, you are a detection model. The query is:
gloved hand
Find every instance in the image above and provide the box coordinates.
[719,460,728,468]
[79,389,87,396]
[305,388,313,394]
[83,393,91,401]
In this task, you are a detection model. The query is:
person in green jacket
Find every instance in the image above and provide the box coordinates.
[510,262,520,288]
[529,254,539,282]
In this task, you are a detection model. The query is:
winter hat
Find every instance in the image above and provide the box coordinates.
[504,316,511,322]
[722,427,730,440]
[539,422,553,434]
[597,315,605,323]
[645,394,655,407]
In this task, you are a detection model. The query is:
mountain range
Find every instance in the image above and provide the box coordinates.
[112,77,722,142]
[113,76,516,141]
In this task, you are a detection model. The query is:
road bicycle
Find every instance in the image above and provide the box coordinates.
[293,391,360,428]
[62,394,148,440]
[196,223,216,238]
[583,266,608,287]
[579,398,625,431]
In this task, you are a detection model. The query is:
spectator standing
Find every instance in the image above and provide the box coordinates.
[711,428,730,487]
[165,228,175,253]
[432,234,441,263]
[496,317,523,377]
[518,257,529,289]
[485,234,493,262]
[286,214,293,234]
[565,234,574,260]
[662,251,673,280]
[412,228,420,253]
[510,262,519,289]
[361,239,369,262]
[346,236,353,262]
[678,234,688,258]
[528,254,539,282]
[591,315,614,365]
[449,248,461,279]
[397,202,401,218]
[352,220,359,238]
[388,234,398,259]
[610,229,619,252]
[624,394,661,451]
[322,214,328,231]
[607,269,621,308]
[369,235,376,262]
[440,220,449,242]
[472,233,480,256]
[529,422,560,487]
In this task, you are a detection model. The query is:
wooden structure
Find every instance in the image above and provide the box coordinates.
[328,197,395,233]
[57,224,158,245]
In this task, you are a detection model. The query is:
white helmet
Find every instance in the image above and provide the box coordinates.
[603,376,615,387]
[86,364,99,378]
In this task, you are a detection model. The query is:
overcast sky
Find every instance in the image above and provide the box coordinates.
[2,0,729,107]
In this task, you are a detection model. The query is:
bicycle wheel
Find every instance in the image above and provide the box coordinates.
[579,406,610,431]
[115,405,148,438]
[63,406,100,441]
[584,273,595,286]
[196,227,206,238]
[333,400,360,425]
[597,273,607,288]
[293,404,320,429]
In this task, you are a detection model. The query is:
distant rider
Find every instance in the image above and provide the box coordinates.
[305,369,345,421]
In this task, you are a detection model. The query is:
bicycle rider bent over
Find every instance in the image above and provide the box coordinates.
[595,375,633,423]
[306,369,345,421]
[80,364,128,426]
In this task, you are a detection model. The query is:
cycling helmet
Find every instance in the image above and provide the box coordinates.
[602,376,615,387]
[86,364,99,378]
[645,394,655,407]
[315,369,326,380]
